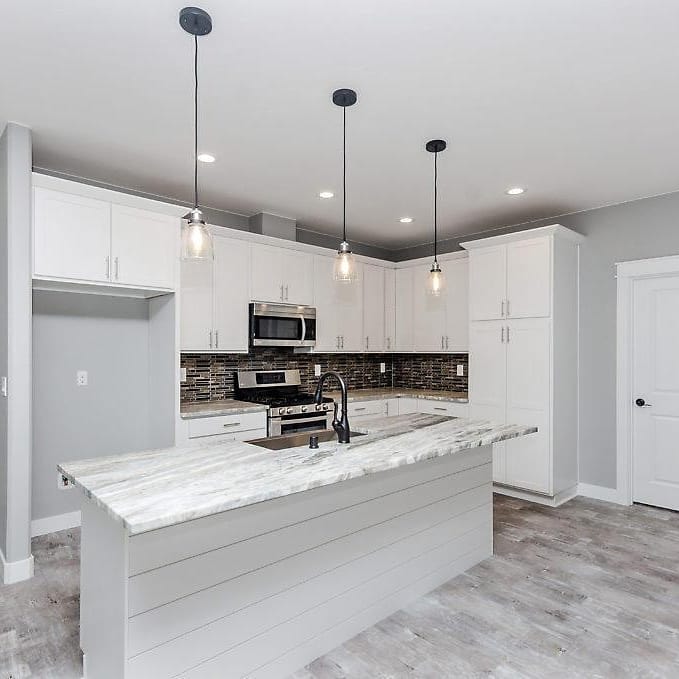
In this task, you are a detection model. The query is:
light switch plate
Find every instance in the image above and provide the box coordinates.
[314,364,322,377]
[76,370,88,387]
[380,362,386,373]
[456,364,465,377]
[180,367,187,382]
[1,376,7,397]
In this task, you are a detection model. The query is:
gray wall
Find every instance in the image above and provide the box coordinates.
[32,292,154,521]
[0,123,32,567]
[403,195,679,489]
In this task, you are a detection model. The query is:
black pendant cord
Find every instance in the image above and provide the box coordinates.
[193,33,199,210]
[433,150,438,264]
[342,105,347,243]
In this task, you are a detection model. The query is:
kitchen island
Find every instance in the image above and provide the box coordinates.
[59,414,536,679]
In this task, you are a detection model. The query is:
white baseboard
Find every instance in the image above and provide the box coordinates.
[493,484,577,507]
[31,510,81,537]
[0,547,35,584]
[577,483,627,505]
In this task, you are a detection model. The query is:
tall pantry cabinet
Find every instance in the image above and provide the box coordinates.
[462,225,583,504]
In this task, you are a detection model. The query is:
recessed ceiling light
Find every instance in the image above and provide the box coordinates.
[319,191,334,199]
[197,153,215,163]
[399,217,414,224]
[505,187,525,196]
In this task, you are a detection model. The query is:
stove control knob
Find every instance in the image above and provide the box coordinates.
[278,408,285,415]
[286,407,293,414]
[315,404,322,411]
[301,405,308,412]
[323,403,330,411]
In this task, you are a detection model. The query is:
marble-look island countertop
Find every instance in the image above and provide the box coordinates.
[58,414,536,535]
[326,387,469,403]
[180,399,268,419]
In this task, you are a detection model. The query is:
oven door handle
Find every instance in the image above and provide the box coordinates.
[300,315,306,345]
[271,415,329,426]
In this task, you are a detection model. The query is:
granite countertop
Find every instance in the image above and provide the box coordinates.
[180,399,268,419]
[58,414,535,535]
[326,387,469,403]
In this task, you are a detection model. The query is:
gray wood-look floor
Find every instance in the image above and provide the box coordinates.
[2,496,678,678]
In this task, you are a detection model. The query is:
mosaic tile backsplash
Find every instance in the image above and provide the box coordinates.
[180,348,468,403]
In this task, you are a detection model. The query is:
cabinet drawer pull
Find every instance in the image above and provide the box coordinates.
[506,299,511,316]
[223,422,241,428]
[501,326,505,343]
[105,256,110,280]
[114,256,119,280]
[354,407,367,412]
[434,406,448,411]
[209,330,213,348]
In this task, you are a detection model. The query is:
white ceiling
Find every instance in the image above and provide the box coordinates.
[2,1,679,250]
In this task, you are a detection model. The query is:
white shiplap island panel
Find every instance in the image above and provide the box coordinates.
[60,414,537,679]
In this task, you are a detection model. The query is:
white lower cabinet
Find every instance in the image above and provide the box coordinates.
[417,399,469,418]
[180,236,249,352]
[347,400,386,420]
[184,411,266,444]
[313,255,364,352]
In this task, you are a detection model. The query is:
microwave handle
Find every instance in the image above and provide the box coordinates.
[300,315,306,344]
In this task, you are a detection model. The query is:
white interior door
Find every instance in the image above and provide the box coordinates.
[632,274,679,510]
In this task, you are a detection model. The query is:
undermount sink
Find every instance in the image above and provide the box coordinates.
[247,430,366,451]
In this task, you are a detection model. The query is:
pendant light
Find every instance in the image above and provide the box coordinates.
[180,7,214,261]
[426,139,447,296]
[332,88,358,283]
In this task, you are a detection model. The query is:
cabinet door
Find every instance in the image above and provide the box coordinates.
[384,268,396,352]
[314,256,352,352]
[213,237,250,352]
[33,187,111,282]
[506,237,551,318]
[412,264,446,352]
[469,321,507,483]
[180,257,214,351]
[250,244,284,303]
[468,246,506,321]
[397,398,419,415]
[283,251,313,305]
[504,318,551,493]
[111,205,178,289]
[394,268,413,351]
[362,264,385,352]
[442,258,469,352]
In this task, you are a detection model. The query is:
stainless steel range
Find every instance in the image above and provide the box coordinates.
[236,369,334,436]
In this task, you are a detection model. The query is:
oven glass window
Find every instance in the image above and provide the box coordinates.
[254,316,302,340]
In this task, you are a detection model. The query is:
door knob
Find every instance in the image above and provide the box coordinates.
[635,398,652,407]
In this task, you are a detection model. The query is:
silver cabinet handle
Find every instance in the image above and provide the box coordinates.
[506,299,510,317]
[114,256,119,280]
[501,300,505,317]
[209,330,213,349]
[336,335,340,350]
[441,336,444,350]
[434,406,448,412]
[215,330,219,349]
[501,326,505,343]
[105,256,110,280]
[355,407,367,412]
[386,337,391,350]
[341,336,344,349]
[280,284,284,301]
[285,285,289,301]
[222,421,241,428]
[366,336,369,350]
[506,325,510,343]
[445,336,449,350]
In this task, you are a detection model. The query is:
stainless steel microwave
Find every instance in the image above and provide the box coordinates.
[249,303,316,348]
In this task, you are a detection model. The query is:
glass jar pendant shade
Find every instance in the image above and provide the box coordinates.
[332,88,358,283]
[180,7,214,261]
[426,139,447,296]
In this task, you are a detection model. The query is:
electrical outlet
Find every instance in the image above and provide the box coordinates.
[0,376,7,398]
[180,367,187,382]
[314,364,321,377]
[380,362,386,374]
[457,364,465,377]
[76,370,88,387]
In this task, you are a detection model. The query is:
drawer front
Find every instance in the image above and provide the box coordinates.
[347,400,386,418]
[417,400,469,418]
[187,412,267,439]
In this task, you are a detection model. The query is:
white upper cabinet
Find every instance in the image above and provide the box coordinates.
[362,264,385,352]
[34,187,111,282]
[467,236,551,321]
[213,237,250,352]
[111,205,177,289]
[250,244,312,305]
[384,268,396,352]
[442,257,469,352]
[412,263,447,352]
[506,237,551,318]
[394,268,414,352]
[180,236,249,353]
[33,185,179,291]
[468,245,506,321]
[313,255,363,352]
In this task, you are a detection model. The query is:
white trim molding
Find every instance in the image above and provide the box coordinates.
[577,483,626,505]
[616,254,679,507]
[31,510,81,537]
[493,484,578,507]
[0,547,35,584]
